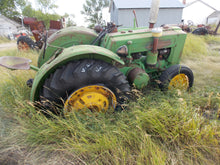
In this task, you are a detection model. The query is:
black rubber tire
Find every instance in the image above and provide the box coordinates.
[39,59,130,111]
[17,36,35,50]
[192,27,208,35]
[159,65,194,90]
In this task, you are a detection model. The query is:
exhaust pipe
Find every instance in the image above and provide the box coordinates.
[146,27,163,67]
[149,0,160,28]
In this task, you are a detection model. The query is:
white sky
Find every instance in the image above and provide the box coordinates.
[28,0,220,26]
[29,0,110,26]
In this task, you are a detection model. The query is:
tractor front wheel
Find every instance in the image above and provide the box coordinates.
[159,65,194,91]
[40,59,130,113]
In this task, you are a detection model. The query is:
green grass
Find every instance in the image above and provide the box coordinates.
[182,34,208,57]
[0,36,12,44]
[0,36,220,164]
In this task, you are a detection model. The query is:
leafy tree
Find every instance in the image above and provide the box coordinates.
[36,0,58,13]
[0,0,26,18]
[81,0,109,28]
[22,4,61,28]
[63,13,76,27]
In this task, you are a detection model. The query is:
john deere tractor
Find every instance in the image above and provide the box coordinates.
[0,22,193,113]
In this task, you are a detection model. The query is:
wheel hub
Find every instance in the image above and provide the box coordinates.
[64,85,117,113]
[169,74,189,90]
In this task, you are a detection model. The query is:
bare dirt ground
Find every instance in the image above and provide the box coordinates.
[0,42,17,51]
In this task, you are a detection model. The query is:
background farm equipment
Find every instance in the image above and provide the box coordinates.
[165,20,220,35]
[192,21,220,35]
[17,17,64,51]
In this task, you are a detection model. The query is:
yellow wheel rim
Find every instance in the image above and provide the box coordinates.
[18,41,30,51]
[64,85,117,113]
[168,74,189,90]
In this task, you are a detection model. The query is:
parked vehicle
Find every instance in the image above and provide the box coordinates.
[0,0,194,114]
[0,22,194,113]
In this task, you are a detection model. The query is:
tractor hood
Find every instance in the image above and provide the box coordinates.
[102,26,186,54]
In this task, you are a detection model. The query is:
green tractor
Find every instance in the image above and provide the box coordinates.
[0,22,193,113]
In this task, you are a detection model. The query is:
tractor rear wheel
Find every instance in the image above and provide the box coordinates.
[17,36,35,51]
[159,65,194,91]
[40,59,130,113]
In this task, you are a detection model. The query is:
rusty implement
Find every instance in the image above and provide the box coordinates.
[50,20,63,30]
[0,56,32,70]
[29,21,46,42]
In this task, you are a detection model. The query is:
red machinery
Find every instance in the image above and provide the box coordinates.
[17,17,64,51]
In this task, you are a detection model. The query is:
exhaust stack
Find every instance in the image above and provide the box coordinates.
[149,0,160,28]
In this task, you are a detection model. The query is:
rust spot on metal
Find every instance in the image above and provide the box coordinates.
[103,101,107,107]
[49,20,63,30]
[110,40,116,49]
[0,56,32,70]
[69,99,75,105]
[29,21,45,42]
[117,45,128,55]
[79,99,85,104]
[146,40,171,50]
[127,67,145,83]
[47,29,97,44]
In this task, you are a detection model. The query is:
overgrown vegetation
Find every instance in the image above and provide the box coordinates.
[0,35,220,164]
[0,36,11,44]
[0,0,26,19]
[0,0,76,28]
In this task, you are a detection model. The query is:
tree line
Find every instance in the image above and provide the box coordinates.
[0,0,109,28]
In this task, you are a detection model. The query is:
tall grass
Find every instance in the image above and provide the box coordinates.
[0,37,11,44]
[182,34,208,57]
[0,77,219,164]
[0,36,220,164]
[182,34,220,58]
[182,34,220,90]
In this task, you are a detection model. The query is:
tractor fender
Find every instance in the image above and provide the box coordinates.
[38,26,98,67]
[30,45,124,101]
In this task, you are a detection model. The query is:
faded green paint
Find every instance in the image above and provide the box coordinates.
[29,25,186,103]
[102,26,186,73]
[38,26,98,67]
[133,73,150,89]
[0,22,190,108]
[30,65,39,71]
[103,27,185,56]
[30,45,124,101]
[146,51,158,66]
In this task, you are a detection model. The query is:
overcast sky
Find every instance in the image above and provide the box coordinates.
[183,0,220,10]
[29,0,220,26]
